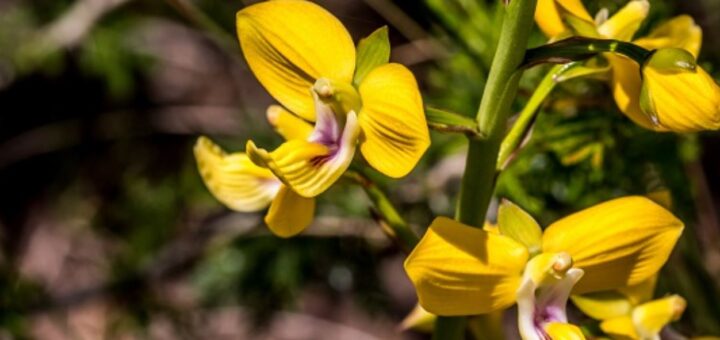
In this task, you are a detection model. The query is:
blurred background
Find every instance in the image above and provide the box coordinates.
[0,0,719,338]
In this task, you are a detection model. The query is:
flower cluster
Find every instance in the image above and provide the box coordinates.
[196,0,429,237]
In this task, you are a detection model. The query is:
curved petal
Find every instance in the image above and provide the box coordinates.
[266,105,314,141]
[571,291,634,321]
[607,55,662,131]
[542,196,684,294]
[400,304,436,333]
[236,0,356,121]
[535,0,593,38]
[600,317,639,340]
[633,295,686,338]
[194,137,280,211]
[247,112,361,198]
[643,65,720,132]
[265,185,315,238]
[597,0,650,40]
[571,276,657,321]
[358,63,430,178]
[404,217,529,316]
[634,15,702,58]
[544,323,586,340]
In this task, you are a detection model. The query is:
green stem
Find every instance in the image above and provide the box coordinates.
[497,64,565,169]
[436,0,538,338]
[345,170,419,252]
[522,37,651,68]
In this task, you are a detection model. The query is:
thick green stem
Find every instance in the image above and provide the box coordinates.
[345,170,419,252]
[435,0,538,338]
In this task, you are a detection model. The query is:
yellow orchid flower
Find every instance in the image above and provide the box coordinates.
[537,0,720,132]
[404,196,683,339]
[236,0,429,198]
[572,277,688,340]
[194,106,316,238]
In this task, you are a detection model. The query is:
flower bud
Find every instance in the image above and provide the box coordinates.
[638,48,720,132]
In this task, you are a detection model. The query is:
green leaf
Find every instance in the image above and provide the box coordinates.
[353,26,390,86]
[425,106,481,136]
[498,199,542,255]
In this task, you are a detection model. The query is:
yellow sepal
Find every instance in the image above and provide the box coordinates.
[601,317,639,340]
[399,304,436,333]
[266,105,314,141]
[634,15,702,58]
[597,0,650,40]
[404,217,528,316]
[265,185,315,238]
[642,64,720,132]
[194,137,280,211]
[571,291,634,321]
[358,63,430,178]
[572,276,657,321]
[608,54,661,131]
[542,196,683,294]
[534,0,593,38]
[236,0,356,121]
[633,295,686,339]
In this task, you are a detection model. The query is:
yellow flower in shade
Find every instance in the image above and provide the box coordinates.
[537,0,720,132]
[573,279,686,340]
[404,196,683,340]
[194,106,316,238]
[237,0,429,198]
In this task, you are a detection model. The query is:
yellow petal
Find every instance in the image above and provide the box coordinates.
[601,317,639,340]
[634,15,702,58]
[607,55,662,131]
[643,64,720,132]
[247,112,361,198]
[633,295,686,339]
[404,217,529,316]
[194,137,280,211]
[265,185,315,238]
[545,322,586,340]
[534,0,593,38]
[542,196,684,294]
[597,0,650,40]
[572,276,657,321]
[572,291,634,321]
[236,0,355,121]
[400,304,436,333]
[266,105,314,141]
[358,63,430,178]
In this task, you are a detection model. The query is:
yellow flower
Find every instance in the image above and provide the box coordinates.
[537,0,720,132]
[404,196,683,339]
[194,107,316,238]
[636,48,720,132]
[572,277,687,340]
[237,0,429,198]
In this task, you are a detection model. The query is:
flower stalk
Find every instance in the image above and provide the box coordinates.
[345,169,419,252]
[437,0,538,337]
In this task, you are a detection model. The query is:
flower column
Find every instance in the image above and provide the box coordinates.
[436,0,538,338]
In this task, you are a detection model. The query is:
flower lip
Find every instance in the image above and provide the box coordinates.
[518,252,585,340]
